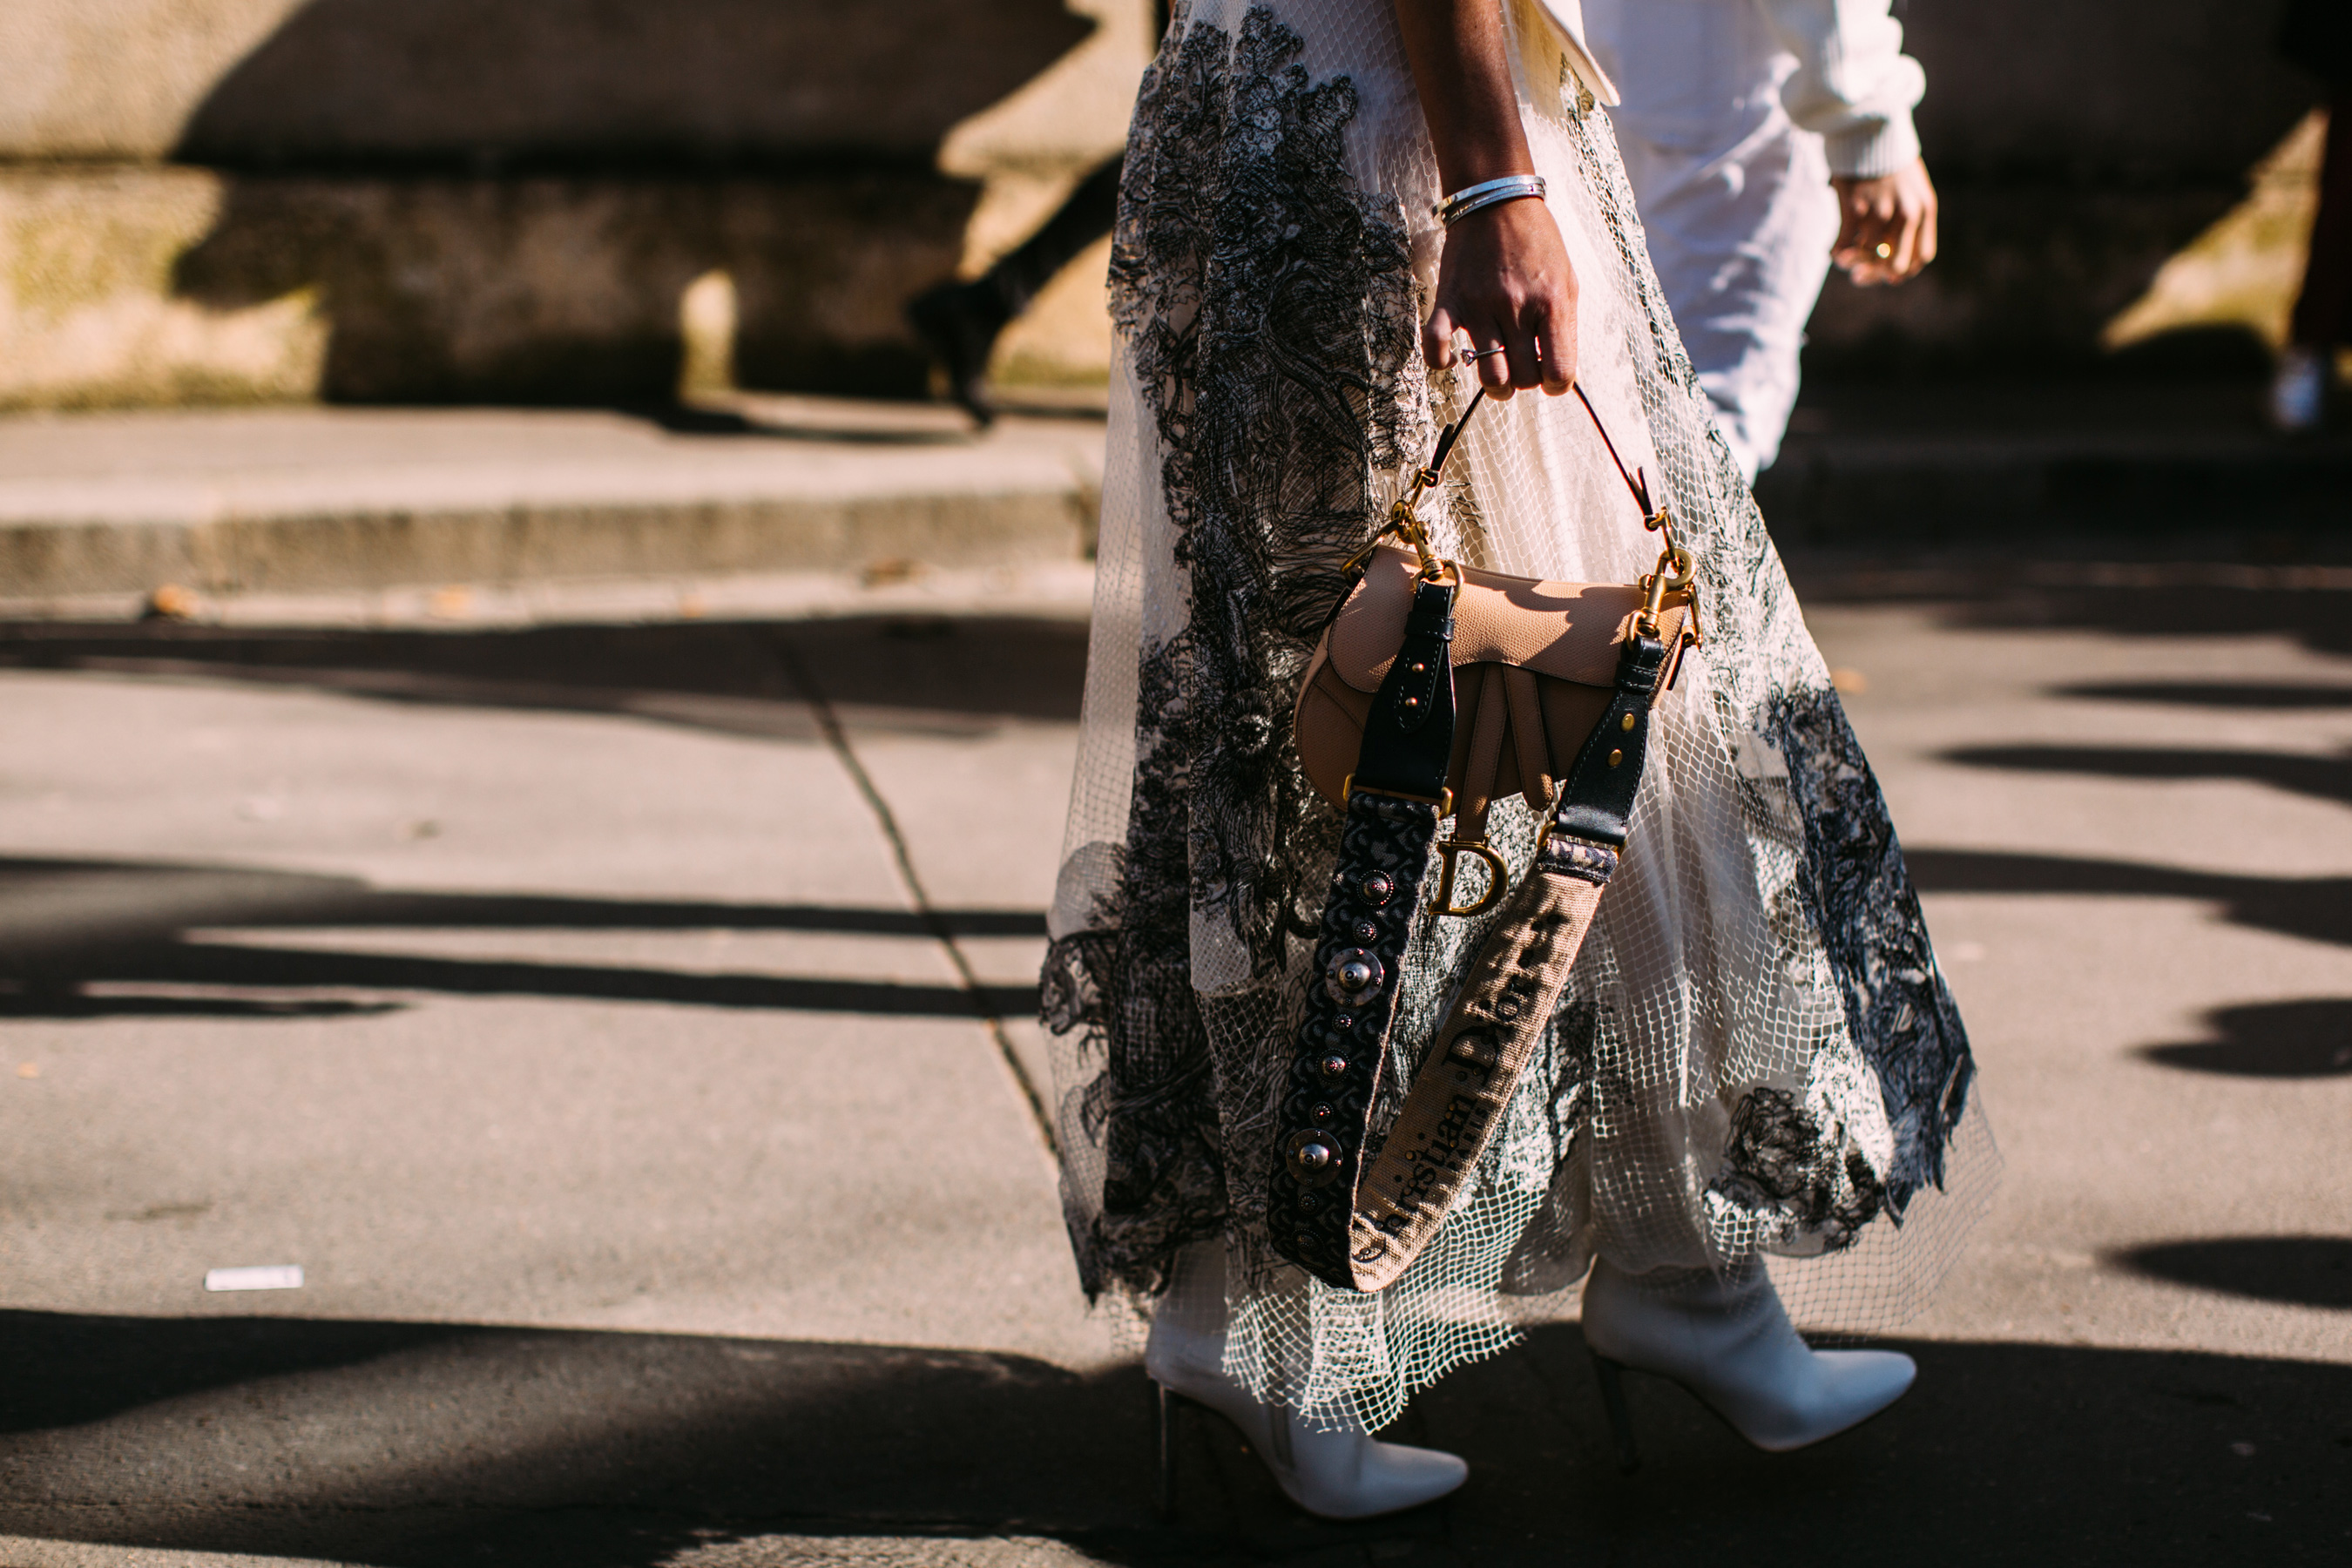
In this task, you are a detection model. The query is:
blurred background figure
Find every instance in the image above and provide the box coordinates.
[909,159,1127,423]
[911,3,1169,423]
[1581,0,1935,483]
[2273,0,2350,432]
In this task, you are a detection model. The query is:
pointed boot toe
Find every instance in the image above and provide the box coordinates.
[1368,1443,1471,1513]
[1286,1433,1469,1519]
[1756,1348,1915,1451]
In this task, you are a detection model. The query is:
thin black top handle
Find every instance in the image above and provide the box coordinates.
[1429,382,1658,524]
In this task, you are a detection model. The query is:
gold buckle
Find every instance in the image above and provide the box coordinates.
[1633,505,1697,637]
[1431,838,1508,918]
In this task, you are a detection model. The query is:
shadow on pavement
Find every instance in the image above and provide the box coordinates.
[1904,848,2352,949]
[0,1311,2346,1567]
[1784,564,2352,661]
[2139,999,2352,1078]
[0,614,1092,735]
[2055,680,2352,710]
[1941,743,2352,808]
[0,855,1044,1020]
[623,401,983,446]
[2112,1238,2352,1311]
[1955,582,2352,659]
[3,943,1040,1020]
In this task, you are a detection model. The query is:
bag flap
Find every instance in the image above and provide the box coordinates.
[1327,545,1681,693]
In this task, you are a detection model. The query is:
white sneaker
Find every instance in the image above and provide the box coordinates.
[2269,345,2327,434]
[1580,1255,1916,1466]
[1146,1243,1467,1519]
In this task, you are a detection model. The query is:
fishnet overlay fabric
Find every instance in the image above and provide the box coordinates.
[1042,0,1997,1429]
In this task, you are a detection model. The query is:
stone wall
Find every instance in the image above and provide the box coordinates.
[0,0,1143,409]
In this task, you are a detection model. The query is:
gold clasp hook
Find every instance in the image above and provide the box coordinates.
[1341,476,1456,584]
[1634,506,1695,638]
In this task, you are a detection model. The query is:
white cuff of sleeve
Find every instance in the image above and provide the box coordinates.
[1824,113,1922,180]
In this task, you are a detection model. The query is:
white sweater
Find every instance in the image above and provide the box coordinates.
[1754,0,1924,178]
[1535,0,1925,179]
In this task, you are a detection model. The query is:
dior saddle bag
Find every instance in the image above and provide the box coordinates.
[1268,384,1701,1293]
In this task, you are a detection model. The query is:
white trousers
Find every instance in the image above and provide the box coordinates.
[1580,0,1842,482]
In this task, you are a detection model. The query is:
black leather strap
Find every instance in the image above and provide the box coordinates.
[1267,789,1447,1277]
[1350,578,1458,799]
[1267,571,1458,1279]
[1551,631,1668,848]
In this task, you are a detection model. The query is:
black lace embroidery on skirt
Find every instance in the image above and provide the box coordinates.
[1769,690,1975,1213]
[1041,8,1423,1301]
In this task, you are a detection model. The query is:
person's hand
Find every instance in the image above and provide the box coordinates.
[1831,158,1937,286]
[1423,195,1578,399]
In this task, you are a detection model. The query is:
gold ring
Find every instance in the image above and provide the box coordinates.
[1873,241,1893,260]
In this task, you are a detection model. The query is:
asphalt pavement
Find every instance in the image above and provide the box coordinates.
[1,530,2348,1565]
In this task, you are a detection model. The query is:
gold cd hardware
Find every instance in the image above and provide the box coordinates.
[1635,544,1696,639]
[1431,837,1509,918]
[1341,491,1456,585]
[1340,389,1489,583]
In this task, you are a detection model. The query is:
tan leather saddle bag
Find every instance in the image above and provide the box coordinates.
[1294,544,1696,913]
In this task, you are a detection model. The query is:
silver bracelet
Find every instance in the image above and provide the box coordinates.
[1434,173,1546,226]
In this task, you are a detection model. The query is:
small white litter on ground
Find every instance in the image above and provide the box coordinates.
[204,1265,303,1292]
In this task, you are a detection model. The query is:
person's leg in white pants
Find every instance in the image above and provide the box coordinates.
[1582,0,1842,484]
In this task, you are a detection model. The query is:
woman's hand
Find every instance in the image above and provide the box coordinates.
[1831,158,1938,285]
[1391,0,1574,398]
[1424,196,1579,398]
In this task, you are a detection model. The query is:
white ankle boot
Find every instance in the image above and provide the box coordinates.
[1579,1254,1916,1464]
[1145,1244,1467,1519]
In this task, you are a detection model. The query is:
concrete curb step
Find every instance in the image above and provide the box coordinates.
[1759,436,2352,541]
[0,397,1105,605]
[4,389,2347,613]
[1756,385,2352,540]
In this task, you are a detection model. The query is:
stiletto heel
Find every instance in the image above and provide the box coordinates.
[1155,1381,1178,1519]
[1589,1351,1642,1474]
[1144,1240,1467,1518]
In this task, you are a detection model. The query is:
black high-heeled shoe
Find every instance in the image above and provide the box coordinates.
[905,279,1008,426]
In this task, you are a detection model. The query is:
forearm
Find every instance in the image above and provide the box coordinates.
[1393,0,1532,192]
